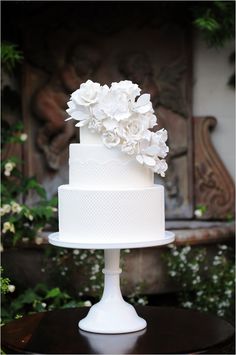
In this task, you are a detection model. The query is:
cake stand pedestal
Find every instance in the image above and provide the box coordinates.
[49,232,174,334]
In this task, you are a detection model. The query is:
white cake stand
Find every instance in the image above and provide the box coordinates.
[49,231,174,334]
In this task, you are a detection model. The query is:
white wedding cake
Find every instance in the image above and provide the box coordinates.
[54,80,172,247]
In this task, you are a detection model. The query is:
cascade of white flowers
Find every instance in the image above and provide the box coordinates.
[66,80,169,177]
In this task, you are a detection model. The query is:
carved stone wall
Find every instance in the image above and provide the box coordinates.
[20,3,193,219]
[194,116,235,220]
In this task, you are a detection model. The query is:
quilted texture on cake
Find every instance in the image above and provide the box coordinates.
[58,185,164,242]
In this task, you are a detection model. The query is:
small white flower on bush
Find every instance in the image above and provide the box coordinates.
[4,161,16,176]
[0,204,11,216]
[2,221,15,234]
[11,201,22,214]
[84,300,92,307]
[66,80,169,176]
[182,301,192,308]
[8,284,16,293]
[20,133,28,142]
[35,236,44,245]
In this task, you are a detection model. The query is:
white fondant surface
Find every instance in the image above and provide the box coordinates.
[80,126,102,144]
[58,185,165,243]
[69,144,153,188]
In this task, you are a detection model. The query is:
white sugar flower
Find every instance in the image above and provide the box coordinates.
[111,80,141,100]
[71,80,101,107]
[132,94,153,114]
[102,131,120,148]
[121,141,137,155]
[92,84,110,120]
[143,112,157,129]
[120,115,147,142]
[66,80,169,176]
[102,118,119,131]
[66,102,91,127]
[88,117,104,133]
[100,89,131,121]
[153,159,168,177]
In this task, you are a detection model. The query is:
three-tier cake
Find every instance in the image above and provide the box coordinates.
[51,80,173,247]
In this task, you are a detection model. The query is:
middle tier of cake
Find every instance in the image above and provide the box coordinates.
[69,144,154,188]
[58,185,165,243]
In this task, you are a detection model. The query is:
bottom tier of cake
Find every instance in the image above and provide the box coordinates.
[58,184,165,243]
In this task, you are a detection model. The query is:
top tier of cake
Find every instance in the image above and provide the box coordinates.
[69,127,153,188]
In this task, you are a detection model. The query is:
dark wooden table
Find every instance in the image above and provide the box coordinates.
[1,306,234,354]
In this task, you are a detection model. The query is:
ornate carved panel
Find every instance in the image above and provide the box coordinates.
[20,3,193,218]
[194,117,235,220]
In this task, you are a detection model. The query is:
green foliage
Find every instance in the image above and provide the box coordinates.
[1,122,57,246]
[164,244,235,319]
[1,283,85,324]
[191,1,235,47]
[0,268,10,295]
[1,42,23,73]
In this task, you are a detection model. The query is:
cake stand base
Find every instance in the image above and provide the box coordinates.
[49,232,175,334]
[79,249,146,334]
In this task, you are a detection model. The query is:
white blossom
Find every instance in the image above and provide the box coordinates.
[8,284,15,293]
[2,221,15,234]
[20,133,28,142]
[0,204,11,216]
[212,274,218,283]
[102,131,120,148]
[4,161,16,176]
[84,300,92,307]
[11,201,22,214]
[194,209,203,218]
[219,245,228,250]
[111,80,140,100]
[132,94,153,114]
[35,237,44,245]
[170,271,176,277]
[66,80,169,176]
[71,80,101,107]
[225,289,232,297]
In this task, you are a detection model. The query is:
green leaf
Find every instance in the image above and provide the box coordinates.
[1,42,23,72]
[23,178,47,199]
[45,287,61,299]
